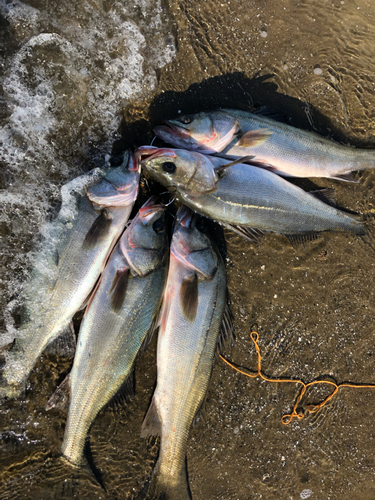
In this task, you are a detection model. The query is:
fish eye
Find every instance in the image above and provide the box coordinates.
[179,115,191,125]
[162,162,176,173]
[195,218,207,233]
[152,220,165,233]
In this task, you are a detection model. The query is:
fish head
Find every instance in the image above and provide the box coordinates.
[153,110,239,153]
[120,196,169,276]
[87,151,140,207]
[137,146,219,195]
[171,206,218,280]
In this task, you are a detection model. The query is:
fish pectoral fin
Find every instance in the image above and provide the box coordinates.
[46,373,70,411]
[236,128,274,148]
[141,398,161,437]
[180,274,198,323]
[82,209,113,250]
[109,267,130,313]
[215,155,255,177]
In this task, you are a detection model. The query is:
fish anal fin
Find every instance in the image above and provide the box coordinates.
[141,398,161,437]
[180,274,198,323]
[46,373,70,411]
[109,267,129,313]
[82,209,113,250]
[236,129,274,148]
[217,299,235,354]
[222,223,266,243]
[286,232,321,247]
[108,369,135,408]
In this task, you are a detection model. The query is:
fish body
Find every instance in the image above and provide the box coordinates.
[154,109,375,180]
[62,198,169,466]
[1,153,140,399]
[138,147,364,236]
[139,207,226,500]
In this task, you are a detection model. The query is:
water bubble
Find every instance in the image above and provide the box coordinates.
[314,65,323,75]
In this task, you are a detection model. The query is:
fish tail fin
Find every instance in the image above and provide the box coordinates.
[137,460,192,500]
[0,341,28,400]
[61,441,107,492]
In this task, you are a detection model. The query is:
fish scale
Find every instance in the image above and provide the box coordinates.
[139,208,226,500]
[1,153,139,399]
[220,108,374,179]
[154,108,375,180]
[62,198,169,466]
[139,147,364,236]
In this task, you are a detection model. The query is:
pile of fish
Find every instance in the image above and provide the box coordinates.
[1,108,372,499]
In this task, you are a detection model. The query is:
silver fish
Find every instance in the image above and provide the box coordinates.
[139,207,227,500]
[61,197,169,467]
[154,109,375,181]
[1,152,140,399]
[138,147,364,236]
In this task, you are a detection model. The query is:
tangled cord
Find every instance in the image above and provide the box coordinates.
[219,331,375,425]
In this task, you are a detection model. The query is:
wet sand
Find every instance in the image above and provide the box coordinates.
[2,0,375,499]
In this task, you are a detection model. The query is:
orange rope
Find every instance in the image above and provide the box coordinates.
[219,331,375,425]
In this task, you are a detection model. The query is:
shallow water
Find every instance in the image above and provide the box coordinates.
[2,0,375,499]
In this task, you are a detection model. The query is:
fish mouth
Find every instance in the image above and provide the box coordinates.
[127,151,140,173]
[136,146,177,164]
[139,195,165,221]
[154,121,190,139]
[176,205,193,228]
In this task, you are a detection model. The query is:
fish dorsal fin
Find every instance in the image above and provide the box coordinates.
[43,321,77,358]
[236,129,274,148]
[109,267,130,313]
[180,273,199,323]
[82,209,113,250]
[46,374,70,411]
[330,173,358,183]
[254,106,289,122]
[84,274,103,315]
[310,188,336,206]
[141,398,161,437]
[138,308,161,356]
[217,300,235,354]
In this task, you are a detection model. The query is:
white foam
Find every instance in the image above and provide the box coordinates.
[0,0,176,345]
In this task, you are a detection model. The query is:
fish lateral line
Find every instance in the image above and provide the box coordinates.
[219,331,375,425]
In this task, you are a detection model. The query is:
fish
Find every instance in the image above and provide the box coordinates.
[154,109,375,181]
[60,197,169,468]
[138,206,228,500]
[0,152,140,399]
[138,147,364,237]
